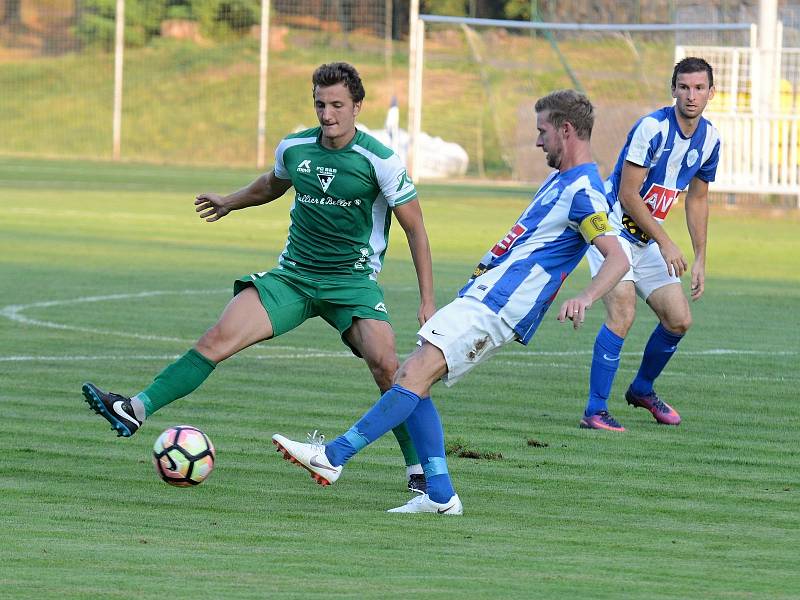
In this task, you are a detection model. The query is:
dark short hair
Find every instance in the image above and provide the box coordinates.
[312,62,366,103]
[672,57,714,88]
[534,89,594,140]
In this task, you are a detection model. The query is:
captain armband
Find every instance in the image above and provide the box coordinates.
[578,211,611,242]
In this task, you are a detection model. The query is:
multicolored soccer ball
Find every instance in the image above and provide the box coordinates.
[152,425,215,487]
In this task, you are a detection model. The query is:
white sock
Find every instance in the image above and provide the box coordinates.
[406,464,424,477]
[130,395,147,421]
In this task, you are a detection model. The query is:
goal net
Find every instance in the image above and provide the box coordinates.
[412,16,751,185]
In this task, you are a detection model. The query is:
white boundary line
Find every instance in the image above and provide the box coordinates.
[0,352,352,362]
[2,354,794,384]
[1,291,797,378]
[0,287,420,343]
[2,348,794,362]
[0,290,225,342]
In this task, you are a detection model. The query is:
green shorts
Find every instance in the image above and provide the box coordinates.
[233,268,391,356]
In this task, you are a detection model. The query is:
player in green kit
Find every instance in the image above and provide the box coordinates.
[81,62,436,494]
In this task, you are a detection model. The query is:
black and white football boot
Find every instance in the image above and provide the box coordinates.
[82,382,143,437]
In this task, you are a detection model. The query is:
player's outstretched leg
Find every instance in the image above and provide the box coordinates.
[272,431,342,486]
[82,383,145,437]
[82,348,216,437]
[274,384,422,487]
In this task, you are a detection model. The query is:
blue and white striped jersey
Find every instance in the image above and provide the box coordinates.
[459,162,612,345]
[607,106,721,245]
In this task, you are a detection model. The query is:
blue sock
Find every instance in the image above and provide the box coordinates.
[325,384,421,467]
[405,396,455,504]
[585,324,625,416]
[630,323,683,396]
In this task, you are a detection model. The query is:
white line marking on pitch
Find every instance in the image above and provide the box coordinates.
[1,290,796,379]
[2,354,794,385]
[1,348,795,362]
[0,352,353,362]
[0,288,419,343]
[1,289,299,349]
[0,290,225,342]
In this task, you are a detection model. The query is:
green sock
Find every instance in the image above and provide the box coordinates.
[391,421,420,467]
[137,348,216,417]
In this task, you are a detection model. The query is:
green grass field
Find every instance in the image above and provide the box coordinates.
[1,157,799,599]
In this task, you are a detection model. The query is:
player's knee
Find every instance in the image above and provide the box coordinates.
[663,312,692,335]
[368,354,399,389]
[393,345,445,392]
[606,307,635,337]
[393,359,414,385]
[195,325,230,362]
[394,350,433,388]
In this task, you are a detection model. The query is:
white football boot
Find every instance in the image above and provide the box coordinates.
[272,431,342,486]
[387,493,463,515]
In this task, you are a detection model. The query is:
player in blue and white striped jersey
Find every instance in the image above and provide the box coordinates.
[581,57,720,431]
[273,90,630,514]
[457,163,614,351]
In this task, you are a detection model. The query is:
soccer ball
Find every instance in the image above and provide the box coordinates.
[152,425,215,487]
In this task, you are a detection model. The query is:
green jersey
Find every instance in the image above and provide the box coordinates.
[273,127,417,279]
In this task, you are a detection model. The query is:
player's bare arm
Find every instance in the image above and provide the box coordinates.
[559,234,628,329]
[684,176,709,301]
[195,171,293,222]
[393,199,436,325]
[619,160,687,277]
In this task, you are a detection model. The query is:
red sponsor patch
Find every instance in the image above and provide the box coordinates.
[642,184,680,219]
[491,223,527,257]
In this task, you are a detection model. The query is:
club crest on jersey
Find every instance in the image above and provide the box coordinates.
[686,148,699,168]
[316,166,337,192]
[538,187,559,206]
[296,159,311,173]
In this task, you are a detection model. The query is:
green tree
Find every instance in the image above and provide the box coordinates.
[422,0,468,17]
[504,0,533,20]
[73,0,165,49]
[73,0,260,49]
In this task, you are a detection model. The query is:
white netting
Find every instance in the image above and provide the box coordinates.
[416,21,751,183]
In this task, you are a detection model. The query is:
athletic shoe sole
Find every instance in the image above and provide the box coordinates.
[81,383,133,437]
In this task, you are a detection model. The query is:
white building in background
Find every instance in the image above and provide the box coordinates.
[679,2,800,206]
[360,97,469,180]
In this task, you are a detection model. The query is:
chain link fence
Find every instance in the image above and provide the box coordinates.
[0,0,401,165]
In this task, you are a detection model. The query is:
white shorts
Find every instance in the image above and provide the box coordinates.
[586,236,680,300]
[417,296,518,387]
